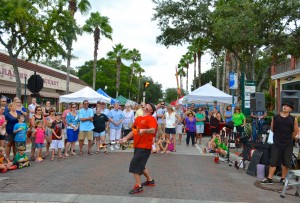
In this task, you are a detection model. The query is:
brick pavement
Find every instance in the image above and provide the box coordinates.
[0,138,299,203]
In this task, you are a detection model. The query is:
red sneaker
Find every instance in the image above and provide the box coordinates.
[9,165,17,170]
[0,168,7,173]
[129,184,143,194]
[141,179,155,186]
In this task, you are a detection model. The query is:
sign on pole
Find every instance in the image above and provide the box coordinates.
[229,72,238,89]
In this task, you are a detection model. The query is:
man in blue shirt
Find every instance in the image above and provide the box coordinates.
[251,110,267,142]
[78,100,94,155]
[108,103,124,151]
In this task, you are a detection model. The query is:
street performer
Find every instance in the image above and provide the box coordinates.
[120,103,157,194]
[260,100,298,185]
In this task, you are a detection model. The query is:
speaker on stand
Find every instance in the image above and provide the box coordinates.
[250,92,266,112]
[281,90,300,113]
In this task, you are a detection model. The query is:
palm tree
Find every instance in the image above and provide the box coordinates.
[63,0,91,93]
[107,44,130,97]
[83,12,113,90]
[188,45,197,90]
[135,64,145,102]
[191,37,207,88]
[179,53,193,93]
[177,64,186,96]
[127,49,141,99]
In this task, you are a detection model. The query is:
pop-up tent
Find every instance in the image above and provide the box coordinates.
[59,86,111,103]
[115,95,128,105]
[182,83,233,104]
[96,88,118,104]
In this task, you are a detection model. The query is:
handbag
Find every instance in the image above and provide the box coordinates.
[168,138,174,151]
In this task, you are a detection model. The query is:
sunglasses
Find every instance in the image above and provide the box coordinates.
[18,149,25,151]
[84,103,89,105]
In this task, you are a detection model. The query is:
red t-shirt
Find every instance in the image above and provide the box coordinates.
[133,115,157,149]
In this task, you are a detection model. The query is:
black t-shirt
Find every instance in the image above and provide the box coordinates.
[273,114,294,146]
[93,113,108,133]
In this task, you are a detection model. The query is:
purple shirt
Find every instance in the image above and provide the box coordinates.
[185,117,196,132]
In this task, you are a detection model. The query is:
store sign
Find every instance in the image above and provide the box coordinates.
[0,62,83,92]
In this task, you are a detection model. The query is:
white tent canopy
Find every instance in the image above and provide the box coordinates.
[59,86,111,104]
[182,83,234,104]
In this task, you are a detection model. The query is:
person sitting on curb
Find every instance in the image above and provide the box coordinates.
[157,134,171,154]
[13,146,30,168]
[0,147,17,173]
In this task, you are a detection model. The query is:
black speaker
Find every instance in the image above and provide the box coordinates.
[281,90,300,113]
[250,92,265,111]
[254,143,272,165]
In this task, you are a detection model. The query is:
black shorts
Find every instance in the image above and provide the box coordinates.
[269,142,293,168]
[210,127,220,135]
[129,148,151,175]
[165,128,176,135]
[0,135,5,140]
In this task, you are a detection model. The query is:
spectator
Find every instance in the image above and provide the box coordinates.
[156,101,166,137]
[28,98,38,119]
[135,102,144,119]
[32,121,45,161]
[93,107,109,154]
[62,103,73,152]
[50,113,65,160]
[123,104,134,138]
[163,105,180,152]
[209,107,222,136]
[13,146,30,169]
[157,133,171,154]
[43,101,51,117]
[0,146,17,173]
[15,98,27,117]
[184,111,196,147]
[78,100,94,155]
[99,102,110,116]
[225,105,233,123]
[30,106,44,161]
[45,108,56,156]
[0,97,7,109]
[250,109,267,142]
[261,101,298,185]
[13,114,28,151]
[174,103,184,145]
[108,103,124,151]
[0,107,6,148]
[195,107,205,144]
[65,104,80,156]
[209,101,220,116]
[232,106,246,135]
[5,102,18,161]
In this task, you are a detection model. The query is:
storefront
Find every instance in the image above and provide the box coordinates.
[0,50,88,109]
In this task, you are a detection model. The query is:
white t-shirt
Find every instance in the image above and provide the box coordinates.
[165,112,177,128]
[28,103,37,118]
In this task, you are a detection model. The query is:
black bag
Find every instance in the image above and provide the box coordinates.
[225,121,234,129]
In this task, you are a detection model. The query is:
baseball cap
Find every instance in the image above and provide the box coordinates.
[282,100,294,110]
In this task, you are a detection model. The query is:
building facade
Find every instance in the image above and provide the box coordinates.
[0,50,88,109]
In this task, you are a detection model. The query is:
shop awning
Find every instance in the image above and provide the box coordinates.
[39,91,60,98]
[0,86,17,94]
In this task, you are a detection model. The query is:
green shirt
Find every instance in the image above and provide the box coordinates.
[196,113,205,125]
[14,153,28,163]
[232,113,245,126]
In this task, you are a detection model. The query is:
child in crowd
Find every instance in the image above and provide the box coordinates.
[151,140,160,154]
[50,113,65,160]
[0,147,17,173]
[157,134,171,154]
[13,114,28,151]
[32,121,45,162]
[0,107,6,148]
[13,146,30,168]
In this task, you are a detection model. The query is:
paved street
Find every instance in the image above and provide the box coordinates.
[0,138,299,203]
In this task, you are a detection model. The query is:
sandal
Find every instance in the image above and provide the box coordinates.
[95,151,99,154]
[172,149,176,152]
[58,156,65,159]
[103,150,109,154]
[79,151,83,155]
[88,152,94,155]
[71,152,77,156]
[50,157,54,161]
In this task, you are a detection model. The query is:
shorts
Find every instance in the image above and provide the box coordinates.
[165,128,176,135]
[50,139,64,150]
[31,137,36,150]
[210,127,220,135]
[35,143,44,149]
[5,133,14,142]
[15,142,26,151]
[176,125,183,134]
[196,125,204,133]
[110,128,121,140]
[67,129,79,142]
[93,131,105,137]
[129,148,151,175]
[0,135,5,140]
[78,131,93,141]
[269,142,293,168]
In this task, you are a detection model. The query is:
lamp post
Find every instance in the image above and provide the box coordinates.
[241,64,245,113]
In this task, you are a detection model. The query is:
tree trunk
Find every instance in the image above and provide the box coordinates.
[93,28,100,90]
[11,56,22,98]
[116,58,121,97]
[180,75,183,93]
[128,62,135,99]
[137,72,141,102]
[193,53,196,90]
[225,51,231,93]
[216,54,220,89]
[66,47,72,94]
[197,50,202,88]
[251,46,257,81]
[222,49,226,92]
[257,67,270,92]
[185,65,189,93]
